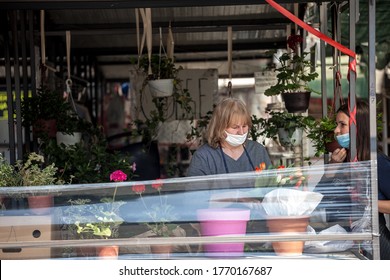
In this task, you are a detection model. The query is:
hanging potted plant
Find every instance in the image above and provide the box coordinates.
[139,54,178,98]
[258,111,315,147]
[264,34,319,113]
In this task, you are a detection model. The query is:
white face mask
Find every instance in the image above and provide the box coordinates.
[224,131,248,147]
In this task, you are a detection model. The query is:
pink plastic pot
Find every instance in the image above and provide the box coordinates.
[197,208,250,256]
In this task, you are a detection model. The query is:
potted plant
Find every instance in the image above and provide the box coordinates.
[139,54,178,98]
[63,170,128,258]
[258,111,315,147]
[21,86,87,144]
[254,163,322,256]
[13,152,66,215]
[131,178,181,255]
[21,87,71,139]
[264,34,319,113]
[304,115,338,157]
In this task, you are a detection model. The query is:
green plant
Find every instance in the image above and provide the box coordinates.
[257,111,314,146]
[65,170,128,240]
[131,179,179,237]
[21,87,77,138]
[43,132,136,184]
[134,54,195,144]
[264,35,319,97]
[0,154,19,187]
[138,54,178,81]
[304,115,337,157]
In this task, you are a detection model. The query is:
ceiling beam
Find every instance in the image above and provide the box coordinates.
[0,0,318,10]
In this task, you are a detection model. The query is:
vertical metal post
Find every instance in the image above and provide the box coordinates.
[319,2,328,163]
[4,11,16,164]
[368,0,380,261]
[349,0,357,162]
[11,11,24,160]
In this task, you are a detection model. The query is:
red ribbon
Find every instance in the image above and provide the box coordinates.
[265,0,356,73]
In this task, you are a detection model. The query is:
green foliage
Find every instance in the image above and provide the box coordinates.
[264,50,319,96]
[21,87,88,137]
[135,54,195,144]
[257,111,315,144]
[15,152,62,186]
[0,154,19,187]
[304,115,337,157]
[138,54,178,80]
[64,198,124,240]
[43,134,135,184]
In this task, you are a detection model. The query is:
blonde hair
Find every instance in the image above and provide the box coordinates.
[206,98,252,148]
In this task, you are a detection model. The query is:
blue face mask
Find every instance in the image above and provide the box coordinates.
[336,133,350,149]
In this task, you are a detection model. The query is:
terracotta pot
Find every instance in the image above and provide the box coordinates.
[266,215,309,256]
[325,133,341,153]
[282,91,311,113]
[97,245,119,259]
[150,244,173,256]
[33,119,57,138]
[27,195,53,215]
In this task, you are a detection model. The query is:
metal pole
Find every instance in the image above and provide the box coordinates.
[368,0,380,261]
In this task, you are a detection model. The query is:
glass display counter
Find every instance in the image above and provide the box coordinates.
[0,160,379,259]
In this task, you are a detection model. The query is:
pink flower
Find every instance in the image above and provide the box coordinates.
[132,184,146,194]
[151,178,163,191]
[110,170,127,182]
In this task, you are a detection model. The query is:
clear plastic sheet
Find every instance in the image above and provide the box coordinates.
[0,160,379,259]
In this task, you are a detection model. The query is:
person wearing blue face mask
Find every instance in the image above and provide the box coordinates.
[187,97,272,176]
[316,99,390,259]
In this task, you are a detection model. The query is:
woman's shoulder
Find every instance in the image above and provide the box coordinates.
[245,140,266,151]
[194,143,219,155]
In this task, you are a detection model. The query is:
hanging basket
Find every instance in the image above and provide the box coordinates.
[148,79,174,98]
[282,91,311,113]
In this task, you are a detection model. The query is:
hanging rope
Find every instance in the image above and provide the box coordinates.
[167,22,174,60]
[145,8,153,76]
[227,26,233,96]
[40,10,46,67]
[65,30,78,115]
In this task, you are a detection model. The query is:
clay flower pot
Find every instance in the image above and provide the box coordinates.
[96,245,119,259]
[266,215,309,256]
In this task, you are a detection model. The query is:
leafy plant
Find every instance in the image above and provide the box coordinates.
[304,115,337,157]
[264,35,319,96]
[0,154,19,187]
[257,111,314,146]
[134,54,195,144]
[131,179,179,237]
[21,87,79,138]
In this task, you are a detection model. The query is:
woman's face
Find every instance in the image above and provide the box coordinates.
[225,116,249,135]
[334,111,349,136]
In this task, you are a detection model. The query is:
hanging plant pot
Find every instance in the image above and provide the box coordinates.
[148,79,174,98]
[324,132,341,153]
[278,128,303,147]
[282,91,311,113]
[56,132,82,146]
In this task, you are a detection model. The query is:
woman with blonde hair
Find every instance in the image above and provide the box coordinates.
[187,97,271,176]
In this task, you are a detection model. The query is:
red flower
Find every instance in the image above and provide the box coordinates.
[287,34,303,52]
[132,184,146,194]
[255,162,266,172]
[110,170,127,182]
[277,165,285,169]
[151,178,163,191]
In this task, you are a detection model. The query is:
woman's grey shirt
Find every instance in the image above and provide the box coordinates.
[187,140,272,177]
